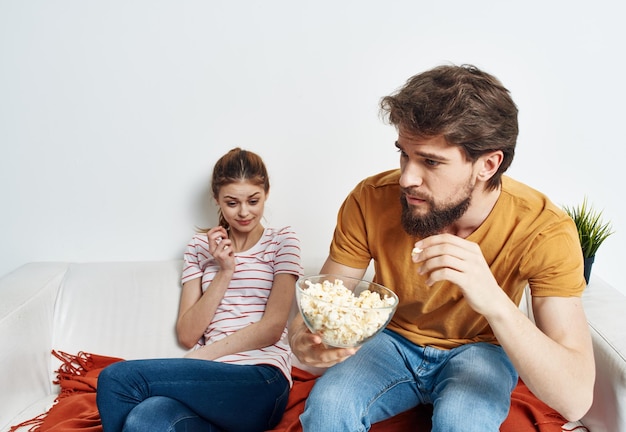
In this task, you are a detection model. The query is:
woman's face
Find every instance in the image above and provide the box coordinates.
[216,180,267,234]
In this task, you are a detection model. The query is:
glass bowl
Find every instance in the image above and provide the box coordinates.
[295,274,399,348]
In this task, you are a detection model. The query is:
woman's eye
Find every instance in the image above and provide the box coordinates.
[226,201,237,207]
[248,199,259,206]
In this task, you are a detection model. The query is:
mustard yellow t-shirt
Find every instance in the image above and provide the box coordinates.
[329,170,585,349]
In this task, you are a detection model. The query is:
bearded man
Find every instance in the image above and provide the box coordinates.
[289,64,594,432]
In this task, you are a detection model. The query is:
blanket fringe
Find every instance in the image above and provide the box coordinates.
[8,350,96,431]
[52,350,95,398]
[8,411,46,432]
[52,349,95,378]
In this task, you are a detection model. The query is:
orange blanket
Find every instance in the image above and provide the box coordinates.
[11,350,573,432]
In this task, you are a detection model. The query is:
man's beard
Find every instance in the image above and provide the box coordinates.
[400,186,472,237]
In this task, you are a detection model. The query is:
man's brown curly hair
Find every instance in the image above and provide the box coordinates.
[380,64,518,191]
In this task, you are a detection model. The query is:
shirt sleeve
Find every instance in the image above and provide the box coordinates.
[273,226,303,277]
[328,183,373,269]
[522,216,587,297]
[181,234,208,284]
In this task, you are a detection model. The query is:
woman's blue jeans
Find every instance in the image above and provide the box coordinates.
[301,329,518,432]
[96,358,289,432]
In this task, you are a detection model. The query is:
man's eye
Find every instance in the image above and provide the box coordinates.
[397,148,408,158]
[425,159,440,166]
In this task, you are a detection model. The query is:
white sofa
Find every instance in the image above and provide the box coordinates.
[1,260,625,432]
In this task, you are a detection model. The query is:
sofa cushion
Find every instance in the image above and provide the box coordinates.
[51,261,188,361]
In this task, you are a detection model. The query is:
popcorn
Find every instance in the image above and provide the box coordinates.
[298,278,396,347]
[411,246,422,257]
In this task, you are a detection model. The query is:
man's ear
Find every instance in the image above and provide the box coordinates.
[477,150,504,182]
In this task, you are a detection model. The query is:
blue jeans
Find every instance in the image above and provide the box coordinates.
[96,358,290,432]
[301,330,518,432]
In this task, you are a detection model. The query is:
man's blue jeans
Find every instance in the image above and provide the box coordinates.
[96,358,289,432]
[301,329,518,432]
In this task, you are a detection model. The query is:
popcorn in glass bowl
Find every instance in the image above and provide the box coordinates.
[295,274,399,348]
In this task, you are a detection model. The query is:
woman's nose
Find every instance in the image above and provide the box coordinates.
[238,204,249,217]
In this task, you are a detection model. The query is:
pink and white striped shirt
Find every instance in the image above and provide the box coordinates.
[181,226,302,386]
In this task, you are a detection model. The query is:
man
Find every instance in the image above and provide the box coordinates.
[289,64,594,431]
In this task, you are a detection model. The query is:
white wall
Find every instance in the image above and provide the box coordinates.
[1,1,624,293]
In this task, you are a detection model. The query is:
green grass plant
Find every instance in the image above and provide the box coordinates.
[563,197,614,258]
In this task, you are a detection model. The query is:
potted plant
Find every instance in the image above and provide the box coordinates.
[562,197,614,284]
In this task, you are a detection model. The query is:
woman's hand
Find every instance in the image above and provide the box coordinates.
[207,227,235,271]
[184,345,217,361]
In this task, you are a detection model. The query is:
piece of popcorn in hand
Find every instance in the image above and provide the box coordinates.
[411,246,422,257]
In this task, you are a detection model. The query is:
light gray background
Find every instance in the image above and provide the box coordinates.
[1,1,623,293]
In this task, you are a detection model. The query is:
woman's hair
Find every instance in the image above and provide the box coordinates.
[211,147,270,229]
[380,64,518,190]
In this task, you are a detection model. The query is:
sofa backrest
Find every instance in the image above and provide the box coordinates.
[51,261,188,362]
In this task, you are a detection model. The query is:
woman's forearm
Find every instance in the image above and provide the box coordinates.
[186,318,285,360]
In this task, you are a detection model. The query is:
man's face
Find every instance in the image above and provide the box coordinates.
[396,132,476,237]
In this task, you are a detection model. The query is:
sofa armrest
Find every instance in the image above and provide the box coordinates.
[581,274,626,432]
[0,263,69,431]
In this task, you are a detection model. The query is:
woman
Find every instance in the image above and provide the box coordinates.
[96,148,303,432]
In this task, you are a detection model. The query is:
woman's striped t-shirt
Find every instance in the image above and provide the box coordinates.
[181,226,303,385]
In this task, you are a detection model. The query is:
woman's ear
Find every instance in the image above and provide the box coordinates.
[477,150,504,182]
